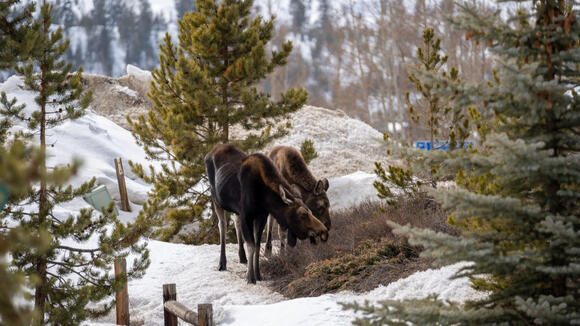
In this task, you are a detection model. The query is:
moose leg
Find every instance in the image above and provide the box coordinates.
[253,218,267,281]
[264,215,274,257]
[214,202,227,271]
[240,215,257,284]
[233,214,247,264]
[246,241,256,284]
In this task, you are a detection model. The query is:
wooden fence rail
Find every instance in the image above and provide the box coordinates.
[163,283,214,326]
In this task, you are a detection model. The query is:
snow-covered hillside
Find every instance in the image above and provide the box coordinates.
[1,74,485,325]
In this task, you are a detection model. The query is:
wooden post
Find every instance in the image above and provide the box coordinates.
[114,258,130,326]
[163,284,178,326]
[198,304,213,326]
[114,157,131,212]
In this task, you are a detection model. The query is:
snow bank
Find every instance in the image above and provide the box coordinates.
[0,76,158,210]
[327,171,380,210]
[126,64,152,85]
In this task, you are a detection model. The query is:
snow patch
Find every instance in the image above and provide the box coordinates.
[126,64,152,84]
[327,171,379,210]
[113,84,139,99]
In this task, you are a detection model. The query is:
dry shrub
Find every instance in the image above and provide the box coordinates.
[261,194,457,298]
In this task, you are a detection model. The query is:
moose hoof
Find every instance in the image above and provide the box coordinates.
[218,263,227,271]
[239,256,248,264]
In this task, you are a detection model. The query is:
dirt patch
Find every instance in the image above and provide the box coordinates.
[81,67,152,129]
[260,197,457,298]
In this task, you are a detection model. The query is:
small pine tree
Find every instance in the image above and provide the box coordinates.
[128,0,308,242]
[406,27,469,151]
[346,1,580,324]
[1,2,150,324]
[300,139,318,165]
[373,162,421,207]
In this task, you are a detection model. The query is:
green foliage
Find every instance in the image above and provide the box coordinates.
[373,162,421,207]
[300,138,318,164]
[0,139,49,326]
[129,0,308,242]
[0,0,37,70]
[351,1,580,324]
[0,2,150,324]
[290,238,417,292]
[0,2,44,324]
[406,27,471,150]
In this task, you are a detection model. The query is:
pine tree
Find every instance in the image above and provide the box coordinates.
[0,2,45,324]
[346,1,580,324]
[0,138,51,326]
[300,138,318,165]
[406,27,469,151]
[89,0,113,75]
[0,0,36,68]
[1,2,150,324]
[290,0,306,34]
[128,0,308,242]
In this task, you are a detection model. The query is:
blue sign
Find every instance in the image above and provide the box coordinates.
[0,183,9,211]
[414,141,474,151]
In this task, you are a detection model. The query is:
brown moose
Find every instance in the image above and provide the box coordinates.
[204,144,328,284]
[265,146,331,254]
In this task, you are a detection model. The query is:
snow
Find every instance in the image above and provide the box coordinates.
[126,64,152,84]
[113,84,139,99]
[327,171,380,211]
[0,75,158,211]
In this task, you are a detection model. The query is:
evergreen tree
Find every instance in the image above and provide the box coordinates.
[300,138,318,165]
[0,2,44,324]
[89,0,113,75]
[0,139,49,326]
[128,0,308,242]
[406,27,468,150]
[346,1,580,324]
[0,0,36,68]
[1,3,149,324]
[136,0,155,68]
[290,0,306,34]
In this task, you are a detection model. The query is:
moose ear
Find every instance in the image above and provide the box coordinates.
[290,184,302,199]
[279,185,293,205]
[322,178,329,191]
[315,178,329,194]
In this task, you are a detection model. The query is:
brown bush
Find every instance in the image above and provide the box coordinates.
[260,194,457,298]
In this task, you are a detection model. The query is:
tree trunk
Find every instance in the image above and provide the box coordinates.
[34,12,49,325]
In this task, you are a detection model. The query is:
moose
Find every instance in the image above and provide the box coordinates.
[205,144,329,283]
[264,146,331,254]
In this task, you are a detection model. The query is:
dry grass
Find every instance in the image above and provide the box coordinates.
[260,195,457,298]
